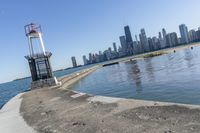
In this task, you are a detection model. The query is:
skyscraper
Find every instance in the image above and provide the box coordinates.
[71,56,77,67]
[119,36,127,56]
[124,25,134,55]
[124,25,133,43]
[152,37,160,50]
[108,47,112,53]
[135,35,139,44]
[89,53,92,64]
[148,37,154,51]
[196,30,200,41]
[162,28,167,48]
[170,32,178,47]
[139,34,145,52]
[82,55,88,65]
[189,29,197,42]
[140,28,149,52]
[166,34,171,48]
[113,42,117,52]
[179,24,189,44]
[162,28,167,38]
[159,32,162,40]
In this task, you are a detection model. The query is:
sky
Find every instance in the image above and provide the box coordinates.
[0,0,200,83]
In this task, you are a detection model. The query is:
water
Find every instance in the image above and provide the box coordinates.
[72,46,200,105]
[0,64,93,108]
[1,46,200,108]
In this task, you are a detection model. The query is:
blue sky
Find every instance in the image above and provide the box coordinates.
[0,0,200,83]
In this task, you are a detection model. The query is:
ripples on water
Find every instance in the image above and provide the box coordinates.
[72,46,200,105]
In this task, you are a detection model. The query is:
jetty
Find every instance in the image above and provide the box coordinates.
[1,66,200,133]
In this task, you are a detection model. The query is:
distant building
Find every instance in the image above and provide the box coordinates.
[159,32,162,40]
[108,47,112,53]
[140,28,149,52]
[82,55,88,65]
[124,25,134,55]
[166,34,171,48]
[124,25,133,43]
[135,35,139,45]
[170,32,178,47]
[104,50,112,60]
[113,42,117,52]
[189,29,197,42]
[148,37,154,51]
[89,53,92,64]
[179,24,189,44]
[71,56,77,67]
[99,51,102,55]
[79,24,200,67]
[196,30,200,41]
[162,28,167,48]
[134,35,141,54]
[119,36,127,56]
[152,37,160,50]
[118,47,124,57]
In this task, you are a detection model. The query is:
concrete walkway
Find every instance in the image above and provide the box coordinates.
[0,93,35,133]
[20,88,200,133]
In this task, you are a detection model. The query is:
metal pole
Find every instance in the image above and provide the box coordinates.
[38,33,46,55]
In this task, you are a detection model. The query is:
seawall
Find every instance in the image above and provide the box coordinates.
[20,86,200,133]
[20,64,200,133]
[58,65,101,89]
[0,93,36,133]
[2,59,200,133]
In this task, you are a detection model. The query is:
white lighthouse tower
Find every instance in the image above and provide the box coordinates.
[25,23,59,89]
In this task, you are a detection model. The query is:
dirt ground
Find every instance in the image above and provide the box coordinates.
[20,87,200,133]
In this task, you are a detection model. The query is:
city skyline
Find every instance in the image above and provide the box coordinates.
[1,0,200,83]
[71,23,200,67]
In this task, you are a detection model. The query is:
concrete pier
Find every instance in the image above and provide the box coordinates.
[20,65,200,133]
[2,62,200,133]
[20,87,200,133]
[0,93,35,133]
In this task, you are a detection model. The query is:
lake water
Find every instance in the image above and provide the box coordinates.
[1,45,200,109]
[72,45,200,105]
[0,65,93,108]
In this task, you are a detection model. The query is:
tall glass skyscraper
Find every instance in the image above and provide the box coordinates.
[124,25,134,55]
[140,28,149,52]
[124,25,133,43]
[119,36,127,55]
[162,28,167,48]
[113,42,117,52]
[71,56,77,67]
[179,24,189,44]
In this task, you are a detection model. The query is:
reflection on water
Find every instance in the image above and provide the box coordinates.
[125,60,142,92]
[73,45,200,105]
[144,58,155,83]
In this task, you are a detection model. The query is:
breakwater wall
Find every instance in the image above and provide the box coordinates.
[2,63,200,133]
[58,65,101,89]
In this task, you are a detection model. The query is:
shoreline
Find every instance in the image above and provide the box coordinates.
[1,43,200,132]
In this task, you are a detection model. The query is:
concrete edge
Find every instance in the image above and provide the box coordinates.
[0,93,36,133]
[71,90,200,110]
